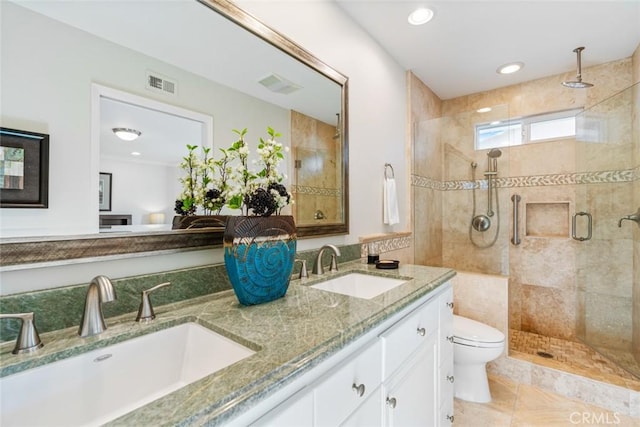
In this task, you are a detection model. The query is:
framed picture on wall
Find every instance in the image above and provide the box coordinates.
[99,172,112,211]
[0,127,50,208]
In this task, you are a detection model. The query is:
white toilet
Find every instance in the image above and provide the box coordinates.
[452,314,505,403]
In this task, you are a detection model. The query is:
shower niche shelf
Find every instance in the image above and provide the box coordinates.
[525,202,570,238]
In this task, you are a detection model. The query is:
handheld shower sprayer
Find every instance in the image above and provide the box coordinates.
[469,149,502,248]
[485,149,502,217]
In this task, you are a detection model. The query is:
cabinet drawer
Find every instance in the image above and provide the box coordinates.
[314,340,382,426]
[381,298,438,379]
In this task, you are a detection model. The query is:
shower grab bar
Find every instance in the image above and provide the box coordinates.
[571,211,592,241]
[511,194,521,246]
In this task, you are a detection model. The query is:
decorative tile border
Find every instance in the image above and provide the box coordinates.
[359,232,412,257]
[291,184,342,197]
[413,166,638,191]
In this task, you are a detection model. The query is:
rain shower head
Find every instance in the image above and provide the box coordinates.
[562,47,594,89]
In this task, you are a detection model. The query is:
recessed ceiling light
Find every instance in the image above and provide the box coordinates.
[497,62,524,74]
[130,151,141,156]
[112,128,141,141]
[477,107,492,113]
[408,7,434,25]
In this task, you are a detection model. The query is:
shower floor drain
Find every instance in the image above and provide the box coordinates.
[537,351,554,359]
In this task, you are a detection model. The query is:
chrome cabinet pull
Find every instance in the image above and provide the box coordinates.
[446,335,454,343]
[572,211,592,241]
[511,194,521,246]
[386,396,397,408]
[446,301,454,310]
[417,327,426,336]
[447,375,455,383]
[447,414,455,422]
[352,383,365,397]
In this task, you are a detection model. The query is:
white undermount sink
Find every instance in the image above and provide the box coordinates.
[310,272,409,299]
[0,322,255,427]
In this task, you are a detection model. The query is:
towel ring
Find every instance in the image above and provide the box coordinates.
[384,163,395,179]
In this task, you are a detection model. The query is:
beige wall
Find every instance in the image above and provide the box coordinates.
[409,71,443,266]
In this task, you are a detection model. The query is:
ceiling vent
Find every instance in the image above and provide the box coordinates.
[259,73,302,94]
[146,71,177,95]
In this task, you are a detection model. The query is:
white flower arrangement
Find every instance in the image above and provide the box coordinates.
[175,127,293,217]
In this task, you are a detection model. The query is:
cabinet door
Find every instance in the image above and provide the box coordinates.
[251,388,313,427]
[384,333,438,427]
[381,298,438,380]
[339,385,383,427]
[314,340,382,426]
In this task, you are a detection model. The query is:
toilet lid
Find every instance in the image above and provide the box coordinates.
[453,315,505,347]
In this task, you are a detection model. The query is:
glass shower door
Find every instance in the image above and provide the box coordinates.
[575,82,640,378]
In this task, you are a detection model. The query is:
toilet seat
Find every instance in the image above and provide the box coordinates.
[453,315,505,348]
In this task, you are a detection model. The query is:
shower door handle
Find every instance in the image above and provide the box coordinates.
[572,212,592,241]
[511,194,521,246]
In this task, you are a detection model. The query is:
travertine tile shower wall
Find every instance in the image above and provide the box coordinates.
[291,110,341,226]
[411,54,638,346]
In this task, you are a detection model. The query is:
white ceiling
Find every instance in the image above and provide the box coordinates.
[335,0,640,100]
[100,98,204,166]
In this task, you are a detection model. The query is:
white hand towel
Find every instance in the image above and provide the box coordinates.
[383,177,400,225]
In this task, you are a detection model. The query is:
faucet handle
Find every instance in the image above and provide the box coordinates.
[295,259,309,279]
[0,312,43,354]
[329,254,339,272]
[136,282,171,322]
[618,207,640,228]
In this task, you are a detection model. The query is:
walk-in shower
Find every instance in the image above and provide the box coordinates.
[469,148,502,248]
[412,77,640,395]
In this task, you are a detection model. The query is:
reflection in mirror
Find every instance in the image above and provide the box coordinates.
[292,111,343,226]
[97,84,213,232]
[0,0,348,267]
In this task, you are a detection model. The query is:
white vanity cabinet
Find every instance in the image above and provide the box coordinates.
[246,282,453,427]
[380,292,439,426]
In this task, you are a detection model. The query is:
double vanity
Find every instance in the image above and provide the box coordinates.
[0,262,455,426]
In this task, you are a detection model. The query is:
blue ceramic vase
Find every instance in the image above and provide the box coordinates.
[223,215,297,305]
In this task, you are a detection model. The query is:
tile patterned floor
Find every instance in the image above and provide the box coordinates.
[454,375,640,427]
[509,329,640,392]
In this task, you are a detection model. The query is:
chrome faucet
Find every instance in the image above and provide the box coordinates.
[312,244,341,275]
[0,312,43,354]
[78,275,117,337]
[618,207,640,228]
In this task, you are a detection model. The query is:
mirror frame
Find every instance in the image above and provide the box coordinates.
[0,0,348,269]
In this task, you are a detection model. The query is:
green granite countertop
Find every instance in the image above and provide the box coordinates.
[0,261,454,426]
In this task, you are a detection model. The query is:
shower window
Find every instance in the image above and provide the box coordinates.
[475,108,582,150]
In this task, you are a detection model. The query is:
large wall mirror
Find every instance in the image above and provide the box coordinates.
[0,0,348,268]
